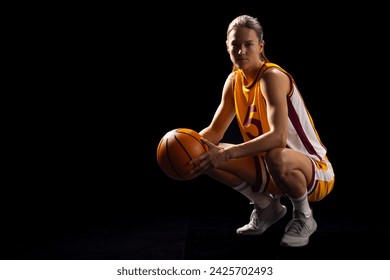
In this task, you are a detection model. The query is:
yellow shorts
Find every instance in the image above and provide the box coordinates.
[261,157,335,202]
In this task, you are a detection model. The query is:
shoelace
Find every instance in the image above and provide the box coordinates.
[249,202,272,228]
[286,219,306,234]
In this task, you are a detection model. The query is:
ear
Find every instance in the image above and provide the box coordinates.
[259,40,265,53]
[226,41,229,52]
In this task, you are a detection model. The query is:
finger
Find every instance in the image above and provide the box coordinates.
[189,161,202,175]
[201,138,216,149]
[189,157,208,175]
[188,152,207,165]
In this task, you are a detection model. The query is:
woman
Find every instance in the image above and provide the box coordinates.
[189,15,335,247]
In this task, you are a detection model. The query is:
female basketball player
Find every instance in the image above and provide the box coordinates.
[189,15,335,247]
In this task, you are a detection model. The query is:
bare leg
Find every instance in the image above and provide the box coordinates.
[265,148,313,215]
[206,156,273,208]
[265,148,318,247]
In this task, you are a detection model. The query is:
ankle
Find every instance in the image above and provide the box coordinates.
[293,210,312,219]
[252,195,275,210]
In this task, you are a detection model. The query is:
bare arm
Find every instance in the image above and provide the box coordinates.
[190,68,291,173]
[225,67,290,159]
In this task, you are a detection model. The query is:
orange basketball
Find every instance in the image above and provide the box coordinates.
[156,128,209,181]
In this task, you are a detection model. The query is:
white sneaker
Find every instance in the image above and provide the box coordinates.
[236,197,287,235]
[280,210,317,247]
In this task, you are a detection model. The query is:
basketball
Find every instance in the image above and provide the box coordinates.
[156,128,209,181]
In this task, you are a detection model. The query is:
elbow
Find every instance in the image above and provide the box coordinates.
[274,132,288,148]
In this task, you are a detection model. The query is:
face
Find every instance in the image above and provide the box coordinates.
[226,27,263,71]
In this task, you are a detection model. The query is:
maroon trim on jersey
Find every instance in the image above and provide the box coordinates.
[287,98,321,160]
[253,156,262,192]
[262,156,271,191]
[245,63,267,90]
[307,159,316,195]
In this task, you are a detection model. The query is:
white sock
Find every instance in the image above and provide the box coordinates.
[233,182,273,209]
[289,190,311,217]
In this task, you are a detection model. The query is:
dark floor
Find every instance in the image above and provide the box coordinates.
[2,136,388,260]
[2,192,389,260]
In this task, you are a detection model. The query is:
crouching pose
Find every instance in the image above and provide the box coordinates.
[189,15,335,247]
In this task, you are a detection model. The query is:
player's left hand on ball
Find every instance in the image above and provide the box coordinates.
[189,138,224,175]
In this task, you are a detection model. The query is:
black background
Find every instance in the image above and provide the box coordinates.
[3,3,387,259]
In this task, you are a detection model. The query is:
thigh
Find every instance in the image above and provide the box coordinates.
[218,155,259,186]
[216,143,259,185]
[266,148,314,186]
[206,143,259,187]
[268,148,335,201]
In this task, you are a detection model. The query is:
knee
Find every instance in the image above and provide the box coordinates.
[264,148,285,177]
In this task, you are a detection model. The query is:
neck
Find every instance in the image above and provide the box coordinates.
[241,61,264,84]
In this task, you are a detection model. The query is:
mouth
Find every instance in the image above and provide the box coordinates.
[236,58,248,64]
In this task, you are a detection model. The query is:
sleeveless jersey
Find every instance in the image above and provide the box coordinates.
[233,62,327,162]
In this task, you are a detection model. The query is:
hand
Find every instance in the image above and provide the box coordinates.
[188,138,225,176]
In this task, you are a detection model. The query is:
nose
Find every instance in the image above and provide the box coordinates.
[238,46,245,55]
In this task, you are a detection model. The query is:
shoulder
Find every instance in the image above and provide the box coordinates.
[227,71,236,82]
[262,65,290,84]
[224,71,236,88]
[221,71,237,98]
[260,64,292,97]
